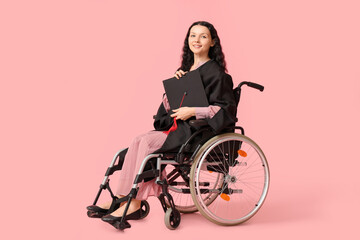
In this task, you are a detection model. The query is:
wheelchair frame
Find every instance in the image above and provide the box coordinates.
[88,81,270,230]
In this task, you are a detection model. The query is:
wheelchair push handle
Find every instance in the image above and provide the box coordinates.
[238,81,264,92]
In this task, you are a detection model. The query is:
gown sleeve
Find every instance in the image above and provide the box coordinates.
[195,106,221,119]
[162,94,171,113]
[204,71,238,133]
[153,94,173,131]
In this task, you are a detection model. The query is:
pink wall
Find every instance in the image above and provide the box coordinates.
[1,0,359,239]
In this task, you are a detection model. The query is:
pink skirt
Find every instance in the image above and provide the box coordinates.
[116,130,168,200]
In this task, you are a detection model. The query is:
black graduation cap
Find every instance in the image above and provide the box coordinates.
[163,70,209,111]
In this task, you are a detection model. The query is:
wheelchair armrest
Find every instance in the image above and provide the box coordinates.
[189,119,209,128]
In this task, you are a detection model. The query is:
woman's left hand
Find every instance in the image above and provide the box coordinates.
[170,107,196,121]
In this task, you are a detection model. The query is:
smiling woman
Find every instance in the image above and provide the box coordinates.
[86,21,237,230]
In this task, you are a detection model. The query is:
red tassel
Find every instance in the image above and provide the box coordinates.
[163,117,178,135]
[163,92,186,135]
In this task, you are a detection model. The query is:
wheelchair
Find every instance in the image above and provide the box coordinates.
[86,81,270,230]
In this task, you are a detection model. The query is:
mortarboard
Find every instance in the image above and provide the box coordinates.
[163,69,209,111]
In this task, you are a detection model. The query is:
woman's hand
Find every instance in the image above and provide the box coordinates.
[174,70,188,79]
[170,107,196,121]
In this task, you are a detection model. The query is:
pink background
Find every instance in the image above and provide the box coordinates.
[1,0,359,239]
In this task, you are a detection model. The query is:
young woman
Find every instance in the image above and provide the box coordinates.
[87,21,237,225]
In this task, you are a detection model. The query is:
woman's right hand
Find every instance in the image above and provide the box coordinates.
[174,70,188,79]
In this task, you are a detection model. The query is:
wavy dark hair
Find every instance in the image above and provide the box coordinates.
[178,21,227,73]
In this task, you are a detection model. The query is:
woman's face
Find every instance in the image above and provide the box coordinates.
[188,25,215,57]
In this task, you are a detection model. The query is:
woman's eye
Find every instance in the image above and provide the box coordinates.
[189,34,207,38]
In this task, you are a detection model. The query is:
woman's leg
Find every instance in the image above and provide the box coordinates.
[107,130,167,216]
[115,130,167,196]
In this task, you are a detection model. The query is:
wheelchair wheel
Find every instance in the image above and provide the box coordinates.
[164,208,181,230]
[190,133,270,225]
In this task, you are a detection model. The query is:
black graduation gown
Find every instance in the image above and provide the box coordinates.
[153,59,238,153]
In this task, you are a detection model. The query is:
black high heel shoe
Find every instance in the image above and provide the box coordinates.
[86,205,109,218]
[86,196,127,218]
[101,208,142,223]
[101,200,150,225]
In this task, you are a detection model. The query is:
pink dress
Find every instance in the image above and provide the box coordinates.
[116,62,221,200]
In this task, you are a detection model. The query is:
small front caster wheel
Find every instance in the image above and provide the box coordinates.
[164,208,181,230]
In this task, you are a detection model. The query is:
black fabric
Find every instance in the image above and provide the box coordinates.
[153,59,237,153]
